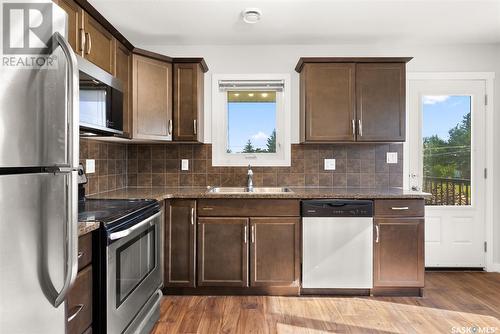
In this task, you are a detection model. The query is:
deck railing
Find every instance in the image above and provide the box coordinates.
[423,176,471,206]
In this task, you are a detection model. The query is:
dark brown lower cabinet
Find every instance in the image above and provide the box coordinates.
[197,217,249,287]
[250,218,300,287]
[164,200,196,287]
[373,217,425,288]
[66,265,92,334]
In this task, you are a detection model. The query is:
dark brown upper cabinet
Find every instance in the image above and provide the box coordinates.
[300,63,356,142]
[197,217,249,287]
[356,63,406,141]
[173,60,208,142]
[82,13,115,74]
[131,53,173,141]
[53,0,83,53]
[164,200,196,288]
[114,42,131,138]
[296,57,412,143]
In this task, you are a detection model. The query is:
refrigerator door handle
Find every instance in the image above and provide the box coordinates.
[52,32,79,169]
[45,32,79,307]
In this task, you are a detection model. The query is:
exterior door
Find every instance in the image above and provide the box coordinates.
[197,217,249,287]
[408,79,487,267]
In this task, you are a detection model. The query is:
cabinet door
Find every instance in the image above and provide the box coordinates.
[250,218,300,287]
[82,13,115,74]
[373,218,424,287]
[66,266,92,334]
[198,217,248,287]
[53,0,83,54]
[301,63,355,142]
[355,63,406,142]
[132,54,172,140]
[164,200,196,287]
[173,63,203,142]
[115,42,131,138]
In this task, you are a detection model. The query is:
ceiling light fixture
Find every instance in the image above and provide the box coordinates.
[248,93,254,97]
[261,93,268,98]
[241,8,262,24]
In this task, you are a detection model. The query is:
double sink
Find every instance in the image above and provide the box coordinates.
[207,187,293,194]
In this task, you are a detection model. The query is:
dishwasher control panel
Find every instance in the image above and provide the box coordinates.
[301,200,373,217]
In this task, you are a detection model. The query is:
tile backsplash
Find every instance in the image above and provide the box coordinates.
[79,139,127,195]
[125,143,403,189]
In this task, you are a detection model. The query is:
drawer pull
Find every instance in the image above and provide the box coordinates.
[391,207,409,210]
[77,251,84,259]
[375,225,380,243]
[67,304,84,322]
[202,207,213,210]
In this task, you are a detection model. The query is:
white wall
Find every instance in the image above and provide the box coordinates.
[143,42,500,268]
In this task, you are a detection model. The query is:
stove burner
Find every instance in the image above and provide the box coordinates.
[78,199,158,227]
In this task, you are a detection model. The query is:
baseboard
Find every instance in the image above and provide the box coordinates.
[487,263,500,273]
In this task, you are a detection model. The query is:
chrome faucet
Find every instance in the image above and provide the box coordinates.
[247,164,254,192]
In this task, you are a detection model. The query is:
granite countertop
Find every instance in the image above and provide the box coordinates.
[78,221,100,236]
[89,186,430,201]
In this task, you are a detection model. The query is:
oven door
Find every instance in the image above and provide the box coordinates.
[106,210,163,334]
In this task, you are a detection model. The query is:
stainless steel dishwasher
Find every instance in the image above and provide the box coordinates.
[302,200,374,291]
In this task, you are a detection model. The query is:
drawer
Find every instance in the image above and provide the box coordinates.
[67,266,92,334]
[374,199,424,217]
[78,233,92,271]
[198,199,300,217]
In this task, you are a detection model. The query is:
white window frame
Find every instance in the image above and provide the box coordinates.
[211,73,291,166]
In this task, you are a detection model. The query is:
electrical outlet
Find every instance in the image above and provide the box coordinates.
[85,159,95,173]
[386,152,398,164]
[181,159,189,171]
[324,159,336,170]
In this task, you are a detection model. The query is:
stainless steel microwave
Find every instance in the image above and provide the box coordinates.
[77,56,124,136]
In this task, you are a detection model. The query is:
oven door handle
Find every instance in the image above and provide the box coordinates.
[109,211,162,241]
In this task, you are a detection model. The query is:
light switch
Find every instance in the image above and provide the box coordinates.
[85,159,95,173]
[386,152,398,164]
[324,159,336,170]
[181,159,189,171]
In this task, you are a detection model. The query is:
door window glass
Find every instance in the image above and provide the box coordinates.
[422,95,471,206]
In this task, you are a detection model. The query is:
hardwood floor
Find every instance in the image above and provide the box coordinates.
[153,272,500,333]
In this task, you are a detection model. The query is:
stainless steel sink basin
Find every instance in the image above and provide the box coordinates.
[207,187,293,194]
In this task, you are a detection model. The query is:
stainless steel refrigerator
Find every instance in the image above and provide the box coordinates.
[0,2,79,333]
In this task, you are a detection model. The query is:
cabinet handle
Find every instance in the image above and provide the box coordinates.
[79,29,85,52]
[77,251,83,259]
[202,207,213,211]
[358,119,363,137]
[244,225,247,244]
[190,207,195,225]
[67,304,84,322]
[193,119,197,135]
[168,119,172,135]
[351,119,356,136]
[251,225,255,243]
[375,225,380,243]
[85,32,92,55]
[391,207,409,211]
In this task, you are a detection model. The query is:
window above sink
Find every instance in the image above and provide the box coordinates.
[211,74,291,166]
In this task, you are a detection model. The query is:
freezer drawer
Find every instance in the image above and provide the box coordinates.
[302,217,373,289]
[0,172,77,334]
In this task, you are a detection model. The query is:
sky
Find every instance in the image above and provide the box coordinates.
[227,102,276,152]
[422,95,471,140]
